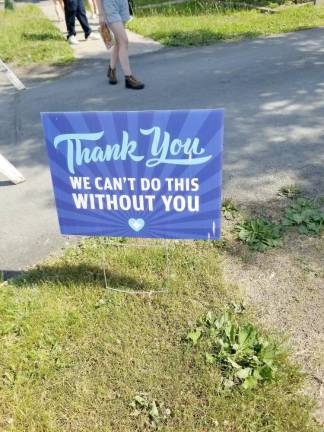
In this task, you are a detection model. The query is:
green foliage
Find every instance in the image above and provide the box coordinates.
[235,218,282,251]
[130,394,171,430]
[282,198,324,235]
[187,310,281,390]
[278,184,301,199]
[222,198,239,220]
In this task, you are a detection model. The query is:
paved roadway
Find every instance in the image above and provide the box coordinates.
[1,28,324,273]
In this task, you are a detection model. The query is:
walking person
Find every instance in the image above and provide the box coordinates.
[63,0,100,44]
[98,0,144,89]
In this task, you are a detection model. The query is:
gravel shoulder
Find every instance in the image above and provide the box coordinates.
[221,196,324,424]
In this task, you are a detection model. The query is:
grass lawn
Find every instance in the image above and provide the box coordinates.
[134,0,286,6]
[0,238,320,431]
[129,2,324,46]
[0,5,74,65]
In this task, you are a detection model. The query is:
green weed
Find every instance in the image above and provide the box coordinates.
[187,310,281,390]
[235,218,282,251]
[278,184,302,199]
[130,394,171,430]
[222,198,239,220]
[282,198,324,235]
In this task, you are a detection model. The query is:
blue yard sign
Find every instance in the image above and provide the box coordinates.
[42,110,223,239]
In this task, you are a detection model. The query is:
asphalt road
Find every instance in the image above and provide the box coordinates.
[1,28,324,273]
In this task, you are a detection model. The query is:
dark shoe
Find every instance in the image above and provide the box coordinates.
[107,65,118,84]
[125,75,145,90]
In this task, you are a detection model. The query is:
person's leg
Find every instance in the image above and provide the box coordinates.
[63,0,77,37]
[94,0,99,15]
[88,0,96,17]
[58,0,65,13]
[76,0,92,37]
[54,0,62,20]
[108,21,144,89]
[91,0,99,15]
[110,43,119,70]
[107,42,119,84]
[109,21,131,76]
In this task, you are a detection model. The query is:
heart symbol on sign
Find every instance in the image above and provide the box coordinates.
[128,218,145,232]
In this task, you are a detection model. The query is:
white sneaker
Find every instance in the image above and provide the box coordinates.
[68,35,79,45]
[86,32,100,41]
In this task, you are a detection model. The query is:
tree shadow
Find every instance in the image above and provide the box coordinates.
[3,263,161,292]
[149,29,260,47]
[22,32,64,41]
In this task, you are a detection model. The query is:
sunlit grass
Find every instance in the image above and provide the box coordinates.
[129,3,324,46]
[0,238,320,431]
[0,5,74,65]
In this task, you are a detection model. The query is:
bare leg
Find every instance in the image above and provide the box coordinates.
[54,0,63,20]
[58,0,65,12]
[92,0,99,15]
[109,21,131,76]
[88,0,95,17]
[110,43,119,70]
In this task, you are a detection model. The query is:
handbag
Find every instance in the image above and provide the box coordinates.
[99,21,115,49]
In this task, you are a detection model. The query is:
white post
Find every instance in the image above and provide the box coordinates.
[0,154,26,184]
[0,59,26,91]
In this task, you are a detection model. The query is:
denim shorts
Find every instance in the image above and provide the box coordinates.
[103,0,130,23]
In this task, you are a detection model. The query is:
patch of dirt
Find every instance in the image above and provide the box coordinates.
[221,196,324,425]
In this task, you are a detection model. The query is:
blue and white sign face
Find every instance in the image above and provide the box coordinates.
[42,110,223,239]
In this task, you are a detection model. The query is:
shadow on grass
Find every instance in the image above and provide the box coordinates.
[22,32,64,41]
[149,29,260,46]
[3,263,161,292]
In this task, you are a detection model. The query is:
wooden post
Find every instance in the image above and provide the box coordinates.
[0,154,26,184]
